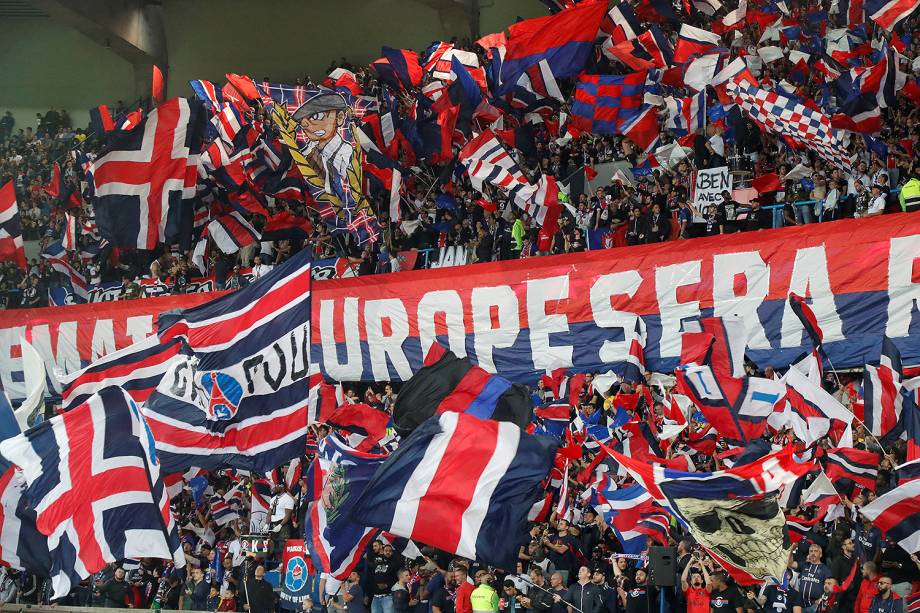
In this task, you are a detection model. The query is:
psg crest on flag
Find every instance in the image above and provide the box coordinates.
[200,371,244,421]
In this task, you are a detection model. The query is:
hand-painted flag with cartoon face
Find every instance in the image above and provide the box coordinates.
[269,86,379,244]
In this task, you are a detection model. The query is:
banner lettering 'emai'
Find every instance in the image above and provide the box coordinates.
[2,215,919,399]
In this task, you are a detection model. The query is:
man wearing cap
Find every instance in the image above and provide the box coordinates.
[291,91,354,195]
[866,184,887,217]
[589,568,617,613]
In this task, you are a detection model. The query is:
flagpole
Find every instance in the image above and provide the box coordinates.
[815,345,896,460]
[518,577,586,613]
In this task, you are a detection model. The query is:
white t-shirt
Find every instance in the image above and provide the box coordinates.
[867,195,886,215]
[252,263,274,279]
[269,492,295,523]
[324,574,343,598]
[847,173,871,195]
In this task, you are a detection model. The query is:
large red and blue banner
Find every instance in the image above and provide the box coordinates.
[310,214,920,383]
[1,214,919,400]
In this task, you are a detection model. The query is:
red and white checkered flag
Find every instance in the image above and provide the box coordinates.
[728,79,853,172]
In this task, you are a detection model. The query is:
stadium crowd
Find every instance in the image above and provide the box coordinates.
[0,367,917,613]
[1,2,920,613]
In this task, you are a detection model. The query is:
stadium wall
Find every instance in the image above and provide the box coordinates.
[0,0,544,134]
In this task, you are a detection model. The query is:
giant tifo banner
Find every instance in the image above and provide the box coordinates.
[1,215,919,400]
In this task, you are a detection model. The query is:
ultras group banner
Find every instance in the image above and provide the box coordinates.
[1,214,919,400]
[309,214,920,383]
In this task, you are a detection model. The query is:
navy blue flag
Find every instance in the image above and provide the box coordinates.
[92,98,206,250]
[392,344,533,437]
[0,389,53,578]
[0,390,19,442]
[0,466,55,577]
[143,250,313,473]
[351,412,557,568]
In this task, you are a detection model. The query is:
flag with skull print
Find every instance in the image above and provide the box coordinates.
[598,443,815,584]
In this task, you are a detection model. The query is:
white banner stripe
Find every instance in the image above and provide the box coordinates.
[391,412,459,537]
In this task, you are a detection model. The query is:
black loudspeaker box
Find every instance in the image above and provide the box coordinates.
[647,546,677,587]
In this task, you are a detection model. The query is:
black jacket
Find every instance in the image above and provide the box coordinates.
[244,578,276,613]
[563,582,605,613]
[524,586,554,613]
[98,578,130,608]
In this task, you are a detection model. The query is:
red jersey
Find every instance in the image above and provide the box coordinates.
[684,587,710,613]
[856,577,878,613]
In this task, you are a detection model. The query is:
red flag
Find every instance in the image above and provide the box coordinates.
[476,32,508,58]
[225,73,261,101]
[0,181,26,268]
[752,172,781,193]
[476,198,497,213]
[43,162,61,199]
[222,82,252,113]
[152,65,165,106]
[619,106,660,152]
[901,79,920,106]
[584,165,598,180]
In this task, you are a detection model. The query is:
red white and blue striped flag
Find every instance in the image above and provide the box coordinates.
[144,251,313,473]
[59,335,184,411]
[860,475,920,554]
[861,336,904,438]
[0,181,26,268]
[0,386,185,598]
[822,447,879,490]
[353,411,557,568]
[303,433,386,579]
[206,211,260,254]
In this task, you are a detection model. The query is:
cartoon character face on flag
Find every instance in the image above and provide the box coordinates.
[672,493,789,581]
[292,92,353,190]
[272,90,379,244]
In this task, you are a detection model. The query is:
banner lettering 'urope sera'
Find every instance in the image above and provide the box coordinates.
[1,215,919,400]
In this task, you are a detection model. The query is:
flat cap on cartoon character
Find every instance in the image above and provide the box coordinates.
[291,91,348,121]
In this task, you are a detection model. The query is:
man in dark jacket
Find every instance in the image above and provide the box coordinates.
[520,568,553,613]
[190,567,210,611]
[244,564,277,613]
[590,568,619,613]
[555,567,604,613]
[98,566,131,608]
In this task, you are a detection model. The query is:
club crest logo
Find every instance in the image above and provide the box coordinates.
[200,372,243,421]
[285,554,308,592]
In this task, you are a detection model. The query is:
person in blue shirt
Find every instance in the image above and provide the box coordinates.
[343,570,367,613]
[855,518,883,563]
[794,544,832,609]
[867,575,903,613]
